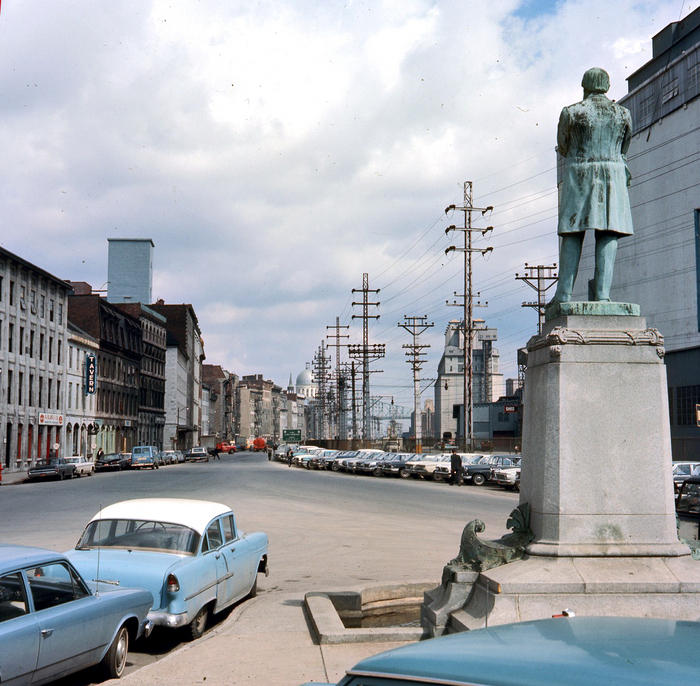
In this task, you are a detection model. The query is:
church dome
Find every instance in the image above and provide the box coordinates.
[296,367,313,387]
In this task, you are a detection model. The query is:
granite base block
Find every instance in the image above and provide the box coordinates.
[446,555,700,632]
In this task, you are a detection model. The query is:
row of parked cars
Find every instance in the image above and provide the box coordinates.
[276,445,521,489]
[0,497,269,683]
[26,445,217,481]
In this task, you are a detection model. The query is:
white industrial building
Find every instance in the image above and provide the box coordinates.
[434,319,504,442]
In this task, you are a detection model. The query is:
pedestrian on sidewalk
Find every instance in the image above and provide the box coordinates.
[450,449,463,486]
[287,448,293,467]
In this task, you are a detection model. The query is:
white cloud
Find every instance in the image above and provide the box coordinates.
[0,0,691,411]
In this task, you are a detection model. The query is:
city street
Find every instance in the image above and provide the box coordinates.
[1,451,517,683]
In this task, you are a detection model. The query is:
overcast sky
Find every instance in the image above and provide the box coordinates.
[0,0,694,418]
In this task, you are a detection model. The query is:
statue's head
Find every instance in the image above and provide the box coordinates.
[581,67,610,95]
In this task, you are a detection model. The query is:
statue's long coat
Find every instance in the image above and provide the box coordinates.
[557,93,634,236]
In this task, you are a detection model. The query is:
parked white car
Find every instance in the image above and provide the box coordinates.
[63,455,95,477]
[407,454,452,480]
[493,465,521,490]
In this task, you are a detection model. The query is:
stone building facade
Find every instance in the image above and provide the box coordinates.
[0,247,72,471]
[202,364,237,442]
[149,302,204,450]
[114,303,167,448]
[236,374,274,442]
[64,321,99,457]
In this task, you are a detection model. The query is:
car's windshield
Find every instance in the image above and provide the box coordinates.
[77,518,200,555]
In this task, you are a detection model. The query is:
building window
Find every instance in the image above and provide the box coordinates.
[9,280,14,306]
[30,289,36,310]
[18,372,23,405]
[19,326,24,355]
[29,329,34,357]
[57,381,61,408]
[49,299,54,322]
[8,322,13,353]
[69,345,73,369]
[38,376,43,407]
[58,302,63,324]
[7,370,12,404]
[661,76,679,104]
[689,62,700,94]
[48,379,53,409]
[29,374,34,407]
[0,275,3,301]
[639,92,656,123]
[40,295,45,317]
[57,340,62,365]
[48,336,53,363]
[677,385,700,426]
[39,333,44,361]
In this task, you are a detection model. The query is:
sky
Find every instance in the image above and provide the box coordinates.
[0,0,696,421]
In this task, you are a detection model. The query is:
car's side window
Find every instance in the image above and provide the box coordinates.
[222,514,236,542]
[0,572,29,622]
[206,520,223,550]
[27,562,88,611]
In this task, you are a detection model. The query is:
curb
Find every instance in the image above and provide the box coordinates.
[304,582,434,645]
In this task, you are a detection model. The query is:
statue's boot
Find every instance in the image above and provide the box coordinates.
[547,233,584,307]
[593,231,618,301]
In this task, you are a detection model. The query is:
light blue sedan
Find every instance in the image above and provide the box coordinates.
[66,498,269,639]
[0,544,152,684]
[305,616,700,685]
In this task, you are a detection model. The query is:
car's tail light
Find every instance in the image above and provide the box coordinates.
[166,574,180,593]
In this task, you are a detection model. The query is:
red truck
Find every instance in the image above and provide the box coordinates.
[215,441,236,454]
[252,437,267,452]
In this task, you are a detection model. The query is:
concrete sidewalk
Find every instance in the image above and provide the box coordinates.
[1,469,29,486]
[118,588,412,686]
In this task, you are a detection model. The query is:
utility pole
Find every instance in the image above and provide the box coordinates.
[312,342,331,440]
[445,181,493,451]
[398,315,433,453]
[349,273,385,443]
[515,264,558,334]
[350,362,358,443]
[326,317,349,440]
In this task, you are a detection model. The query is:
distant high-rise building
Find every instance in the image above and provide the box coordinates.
[107,238,154,304]
[434,320,504,441]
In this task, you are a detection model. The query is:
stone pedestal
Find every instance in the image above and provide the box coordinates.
[521,313,686,557]
[422,308,700,635]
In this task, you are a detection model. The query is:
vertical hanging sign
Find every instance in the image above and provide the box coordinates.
[85,353,97,394]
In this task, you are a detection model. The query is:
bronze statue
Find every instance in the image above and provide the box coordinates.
[551,67,633,305]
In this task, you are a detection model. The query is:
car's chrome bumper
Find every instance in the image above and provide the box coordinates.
[147,610,190,628]
[141,618,155,638]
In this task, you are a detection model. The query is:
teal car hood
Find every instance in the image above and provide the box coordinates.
[66,548,186,607]
[341,617,700,686]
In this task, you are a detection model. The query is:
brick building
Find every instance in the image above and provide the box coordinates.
[67,286,141,453]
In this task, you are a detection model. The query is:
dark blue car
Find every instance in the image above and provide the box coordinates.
[0,544,152,684]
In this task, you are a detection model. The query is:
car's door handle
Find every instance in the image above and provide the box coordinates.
[215,553,221,559]
[229,547,236,552]
[41,629,53,638]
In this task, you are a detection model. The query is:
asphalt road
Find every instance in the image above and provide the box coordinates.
[1,451,518,683]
